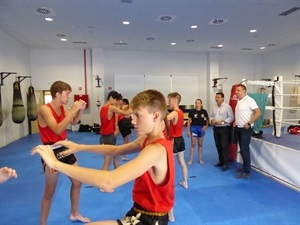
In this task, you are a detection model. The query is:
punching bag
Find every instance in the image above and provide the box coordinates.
[228,84,239,161]
[27,86,37,121]
[0,87,3,127]
[12,81,25,123]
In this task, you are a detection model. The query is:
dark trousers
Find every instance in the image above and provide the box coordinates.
[213,126,231,166]
[236,127,253,173]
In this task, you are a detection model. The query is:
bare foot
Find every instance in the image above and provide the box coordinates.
[187,161,192,165]
[199,160,204,164]
[179,181,188,188]
[99,188,115,193]
[121,156,129,161]
[70,214,91,223]
[168,211,175,222]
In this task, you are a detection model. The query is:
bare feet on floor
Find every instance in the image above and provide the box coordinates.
[121,156,129,161]
[70,214,91,223]
[168,211,175,222]
[179,181,188,188]
[198,160,204,164]
[187,161,192,165]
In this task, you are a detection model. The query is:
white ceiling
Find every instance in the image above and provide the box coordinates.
[0,0,299,55]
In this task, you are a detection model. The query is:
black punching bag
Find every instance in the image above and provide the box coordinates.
[27,86,37,121]
[12,81,25,123]
[0,87,3,127]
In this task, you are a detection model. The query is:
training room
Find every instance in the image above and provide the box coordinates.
[0,1,299,225]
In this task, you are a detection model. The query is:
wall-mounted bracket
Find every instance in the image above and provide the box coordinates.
[95,75,102,88]
[0,72,17,86]
[212,77,227,88]
[17,76,31,83]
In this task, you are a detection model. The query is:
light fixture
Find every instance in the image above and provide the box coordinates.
[218,44,223,48]
[250,29,257,33]
[171,42,176,46]
[61,38,67,41]
[123,21,130,25]
[45,17,53,22]
[260,46,266,50]
[191,25,198,29]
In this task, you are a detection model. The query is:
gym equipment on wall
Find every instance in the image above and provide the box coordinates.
[12,80,25,123]
[0,86,3,127]
[27,85,38,121]
[0,72,17,127]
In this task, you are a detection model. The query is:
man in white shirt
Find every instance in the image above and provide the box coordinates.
[211,92,234,172]
[234,84,261,179]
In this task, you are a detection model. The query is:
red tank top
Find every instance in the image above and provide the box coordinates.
[100,104,115,135]
[132,138,174,212]
[38,103,67,144]
[170,109,184,138]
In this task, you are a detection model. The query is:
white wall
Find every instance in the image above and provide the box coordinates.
[0,29,31,147]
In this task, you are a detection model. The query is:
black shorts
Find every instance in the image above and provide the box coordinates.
[117,203,168,225]
[118,117,133,138]
[173,136,185,154]
[100,133,116,145]
[41,144,77,172]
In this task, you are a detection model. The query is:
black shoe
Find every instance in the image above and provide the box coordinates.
[221,165,228,172]
[214,162,223,167]
[235,172,250,179]
[235,168,244,173]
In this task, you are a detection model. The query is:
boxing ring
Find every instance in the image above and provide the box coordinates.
[240,76,300,189]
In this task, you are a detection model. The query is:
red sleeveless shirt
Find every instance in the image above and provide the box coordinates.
[38,103,67,144]
[132,137,174,212]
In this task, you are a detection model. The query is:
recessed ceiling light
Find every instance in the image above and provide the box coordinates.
[45,17,53,22]
[260,46,266,50]
[123,21,130,25]
[218,44,223,48]
[191,25,197,29]
[250,29,257,33]
[61,38,67,42]
[171,43,176,46]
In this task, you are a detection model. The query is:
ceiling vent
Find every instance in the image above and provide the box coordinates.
[156,15,177,22]
[209,18,228,25]
[121,0,133,3]
[186,39,195,43]
[279,7,300,16]
[146,37,155,41]
[35,7,55,16]
[73,41,87,44]
[114,42,127,45]
[56,34,66,38]
[242,48,253,51]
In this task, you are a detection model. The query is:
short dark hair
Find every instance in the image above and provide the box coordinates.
[50,81,72,98]
[106,91,120,101]
[122,98,129,105]
[216,92,224,98]
[237,84,247,91]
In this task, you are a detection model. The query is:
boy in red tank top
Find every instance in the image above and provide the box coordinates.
[37,80,89,225]
[32,89,174,225]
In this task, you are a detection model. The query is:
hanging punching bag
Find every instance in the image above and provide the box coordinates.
[0,86,3,127]
[27,86,37,121]
[12,81,25,123]
[228,83,239,161]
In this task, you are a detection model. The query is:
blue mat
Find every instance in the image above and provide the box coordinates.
[0,127,299,225]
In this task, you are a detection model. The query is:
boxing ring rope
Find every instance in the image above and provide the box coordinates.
[242,76,300,137]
